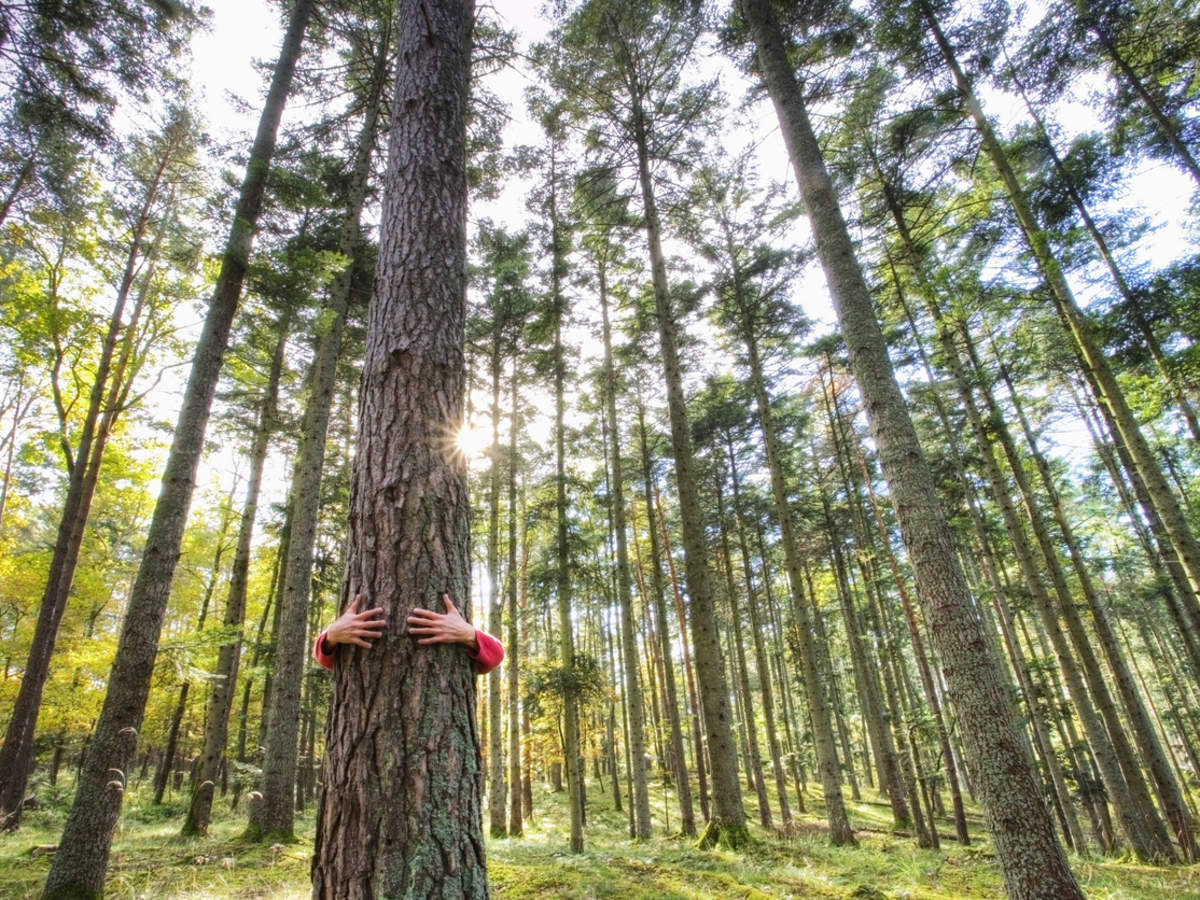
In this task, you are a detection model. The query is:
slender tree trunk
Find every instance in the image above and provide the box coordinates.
[729,243,850,842]
[486,294,507,839]
[183,318,289,836]
[738,0,1081,894]
[1089,20,1200,188]
[1006,67,1200,443]
[924,1,1200,640]
[507,362,524,838]
[636,405,696,836]
[310,2,485,895]
[542,136,584,854]
[42,5,314,893]
[654,487,711,823]
[599,263,652,838]
[715,481,771,827]
[153,500,233,806]
[626,89,745,846]
[251,20,389,841]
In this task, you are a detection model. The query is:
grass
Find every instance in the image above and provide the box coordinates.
[1,777,1197,898]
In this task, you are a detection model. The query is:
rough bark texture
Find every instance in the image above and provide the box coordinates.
[737,0,1081,895]
[310,1,486,896]
[40,4,313,895]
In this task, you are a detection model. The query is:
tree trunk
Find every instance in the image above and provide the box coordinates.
[183,317,289,836]
[507,361,524,838]
[626,88,745,846]
[42,4,313,894]
[249,18,389,841]
[737,0,1082,894]
[636,405,696,836]
[486,280,507,840]
[598,259,652,838]
[923,0,1200,650]
[310,2,486,895]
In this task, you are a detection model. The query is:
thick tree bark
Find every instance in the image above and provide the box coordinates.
[738,0,1081,895]
[310,2,486,896]
[41,5,313,894]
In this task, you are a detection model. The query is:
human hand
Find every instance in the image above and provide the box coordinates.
[324,594,387,648]
[406,593,478,650]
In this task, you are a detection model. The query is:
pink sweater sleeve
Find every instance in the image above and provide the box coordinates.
[466,630,505,675]
[313,628,504,674]
[313,630,337,670]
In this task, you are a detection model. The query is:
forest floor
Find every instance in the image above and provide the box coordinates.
[1,778,1198,898]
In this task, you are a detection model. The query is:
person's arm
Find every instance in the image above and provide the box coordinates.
[312,595,387,669]
[466,629,505,675]
[406,593,503,674]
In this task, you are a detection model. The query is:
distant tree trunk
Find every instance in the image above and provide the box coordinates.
[153,501,233,805]
[653,487,712,823]
[946,320,1159,860]
[42,3,314,893]
[183,317,289,836]
[486,282,507,840]
[507,362,524,838]
[730,264,851,842]
[922,0,1200,647]
[1088,19,1200,188]
[1006,71,1200,443]
[249,18,389,841]
[855,446,969,844]
[543,135,584,855]
[624,82,745,845]
[598,261,652,839]
[737,0,1081,894]
[310,1,486,895]
[712,478,770,827]
[636,404,696,836]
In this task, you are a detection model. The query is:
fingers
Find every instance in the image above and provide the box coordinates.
[348,593,362,613]
[441,592,457,614]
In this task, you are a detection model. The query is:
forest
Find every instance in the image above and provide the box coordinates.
[1,0,1200,897]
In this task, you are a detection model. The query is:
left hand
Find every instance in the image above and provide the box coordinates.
[406,593,478,650]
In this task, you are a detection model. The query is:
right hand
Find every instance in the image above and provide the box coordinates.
[324,594,386,648]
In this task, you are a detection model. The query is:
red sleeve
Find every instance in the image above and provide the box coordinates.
[313,630,337,670]
[466,629,504,675]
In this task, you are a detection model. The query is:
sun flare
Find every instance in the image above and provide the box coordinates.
[455,420,492,459]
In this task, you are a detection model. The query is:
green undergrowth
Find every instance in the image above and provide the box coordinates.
[1,781,1197,898]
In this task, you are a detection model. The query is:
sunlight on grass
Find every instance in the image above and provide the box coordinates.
[1,780,1197,898]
